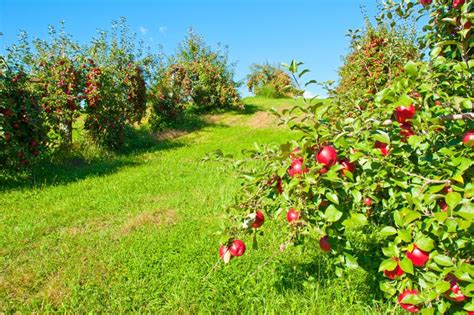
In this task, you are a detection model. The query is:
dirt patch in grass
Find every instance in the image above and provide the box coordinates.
[246,111,277,128]
[121,209,177,235]
[63,217,112,236]
[38,270,69,308]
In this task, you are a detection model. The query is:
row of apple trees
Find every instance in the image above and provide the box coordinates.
[1,22,242,169]
[220,0,473,314]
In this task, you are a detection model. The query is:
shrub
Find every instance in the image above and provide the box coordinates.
[219,1,473,314]
[247,63,301,98]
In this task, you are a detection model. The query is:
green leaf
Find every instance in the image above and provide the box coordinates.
[400,257,414,274]
[433,255,453,267]
[379,258,398,272]
[416,237,434,252]
[325,205,342,222]
[345,253,359,269]
[325,192,339,205]
[379,281,396,294]
[343,213,367,229]
[445,192,462,209]
[435,281,451,294]
[398,229,412,242]
[404,61,418,77]
[373,130,390,144]
[380,226,398,237]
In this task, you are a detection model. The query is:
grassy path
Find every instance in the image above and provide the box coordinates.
[0,97,391,313]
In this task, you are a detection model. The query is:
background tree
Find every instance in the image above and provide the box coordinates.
[247,63,302,98]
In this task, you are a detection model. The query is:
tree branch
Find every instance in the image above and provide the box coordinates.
[439,112,474,121]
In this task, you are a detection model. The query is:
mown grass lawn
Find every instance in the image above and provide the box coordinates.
[0,97,395,313]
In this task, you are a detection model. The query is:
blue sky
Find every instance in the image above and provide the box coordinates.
[0,0,378,97]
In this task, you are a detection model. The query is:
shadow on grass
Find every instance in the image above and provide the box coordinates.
[0,114,214,192]
[273,248,384,306]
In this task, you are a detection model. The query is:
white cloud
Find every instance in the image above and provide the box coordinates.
[140,26,148,35]
[159,26,167,35]
[303,90,318,99]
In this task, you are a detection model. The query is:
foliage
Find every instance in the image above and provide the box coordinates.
[222,1,473,314]
[0,56,48,168]
[83,18,149,149]
[149,30,241,129]
[247,63,302,98]
[336,19,419,108]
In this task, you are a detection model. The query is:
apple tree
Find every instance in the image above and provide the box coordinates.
[218,1,473,313]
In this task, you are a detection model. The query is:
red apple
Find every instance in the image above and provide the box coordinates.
[438,199,448,212]
[444,275,466,302]
[287,208,300,223]
[340,158,356,176]
[363,197,373,206]
[406,244,429,267]
[219,245,229,258]
[374,141,389,156]
[316,145,338,166]
[394,104,416,123]
[419,0,432,6]
[252,211,265,228]
[398,289,421,313]
[319,200,329,208]
[229,240,246,257]
[400,122,415,141]
[453,0,465,8]
[276,178,283,194]
[384,257,404,279]
[319,235,331,252]
[442,185,453,194]
[288,158,308,177]
[462,130,474,147]
[5,132,11,141]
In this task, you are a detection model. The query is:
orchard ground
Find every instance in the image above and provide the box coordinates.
[1,97,397,313]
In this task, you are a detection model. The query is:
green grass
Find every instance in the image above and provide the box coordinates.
[0,97,395,313]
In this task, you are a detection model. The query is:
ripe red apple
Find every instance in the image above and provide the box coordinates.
[442,185,453,194]
[453,0,465,8]
[462,130,474,147]
[340,158,356,176]
[400,122,415,141]
[438,199,448,212]
[288,158,308,177]
[276,178,283,194]
[319,235,331,252]
[419,0,432,6]
[406,244,429,267]
[229,240,246,257]
[287,208,300,223]
[398,289,421,313]
[444,275,466,302]
[319,167,328,175]
[394,104,416,123]
[30,140,38,147]
[316,145,338,166]
[219,245,229,259]
[384,257,404,279]
[363,197,373,206]
[434,100,442,106]
[374,141,389,156]
[252,211,265,228]
[5,132,11,141]
[319,200,329,208]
